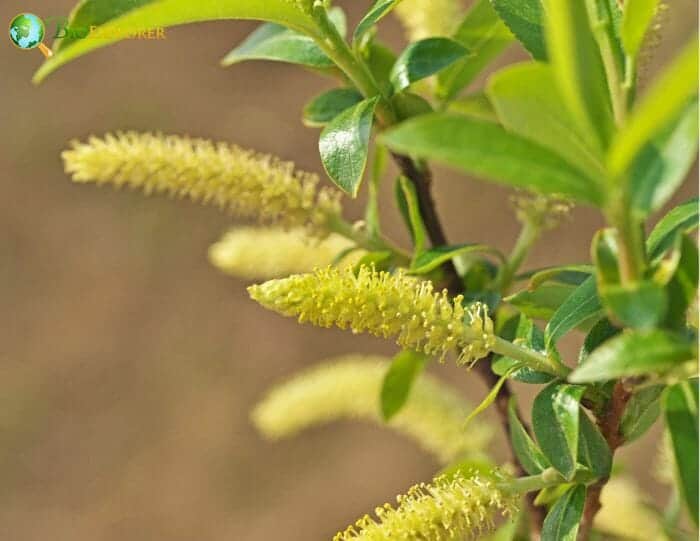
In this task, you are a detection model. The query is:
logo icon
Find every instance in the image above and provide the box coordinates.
[9,13,53,58]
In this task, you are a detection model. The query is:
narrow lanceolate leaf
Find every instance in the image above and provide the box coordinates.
[397,176,428,256]
[221,13,341,68]
[570,330,697,383]
[447,92,499,122]
[505,283,579,321]
[490,0,547,60]
[664,380,699,525]
[543,0,614,151]
[381,114,604,205]
[303,88,364,127]
[390,38,469,92]
[34,0,318,83]
[608,37,699,178]
[410,243,504,274]
[621,0,661,58]
[487,62,605,175]
[437,0,514,102]
[600,281,668,330]
[621,385,664,443]
[508,398,550,475]
[662,235,699,330]
[647,198,700,259]
[578,413,612,478]
[380,350,429,421]
[545,277,603,350]
[630,101,699,215]
[353,0,400,43]
[533,382,585,479]
[319,97,378,196]
[541,485,586,541]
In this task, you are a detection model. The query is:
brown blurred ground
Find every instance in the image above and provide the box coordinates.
[0,1,697,539]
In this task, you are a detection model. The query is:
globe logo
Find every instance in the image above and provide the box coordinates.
[9,13,53,58]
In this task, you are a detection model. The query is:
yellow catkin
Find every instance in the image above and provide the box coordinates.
[334,471,518,541]
[62,132,341,230]
[248,266,495,363]
[594,477,667,541]
[209,226,361,280]
[393,0,463,42]
[252,356,492,464]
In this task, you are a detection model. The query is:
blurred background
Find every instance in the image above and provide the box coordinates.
[1,1,697,539]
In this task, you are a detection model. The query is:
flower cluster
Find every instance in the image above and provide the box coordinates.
[394,0,462,42]
[248,266,495,362]
[511,192,573,231]
[252,357,491,464]
[334,472,518,541]
[208,227,360,280]
[62,132,341,230]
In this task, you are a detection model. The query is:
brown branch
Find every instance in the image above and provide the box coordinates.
[577,381,631,540]
[391,153,546,535]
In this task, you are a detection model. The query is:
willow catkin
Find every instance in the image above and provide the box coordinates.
[62,132,341,231]
[248,265,495,363]
[252,356,492,464]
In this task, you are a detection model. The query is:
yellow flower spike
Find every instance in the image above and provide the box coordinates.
[248,266,495,362]
[393,0,463,42]
[334,472,518,541]
[252,356,492,464]
[62,132,342,230]
[208,226,361,280]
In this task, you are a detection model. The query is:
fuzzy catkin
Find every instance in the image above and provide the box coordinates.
[248,266,495,362]
[62,132,341,230]
[252,357,491,464]
[394,0,463,42]
[334,472,518,541]
[208,227,360,280]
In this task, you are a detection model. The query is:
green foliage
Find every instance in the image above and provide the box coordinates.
[38,0,699,537]
[319,97,378,196]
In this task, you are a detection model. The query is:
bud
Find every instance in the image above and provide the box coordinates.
[248,266,495,362]
[62,132,341,230]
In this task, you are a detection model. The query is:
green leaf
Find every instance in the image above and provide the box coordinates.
[661,235,699,330]
[508,397,550,475]
[600,281,668,329]
[493,315,553,383]
[592,228,622,286]
[447,92,499,122]
[353,251,394,273]
[608,36,699,178]
[390,38,469,92]
[303,88,364,127]
[221,9,345,68]
[490,0,547,60]
[570,330,697,383]
[436,0,514,102]
[319,97,378,196]
[528,266,594,290]
[353,0,399,44]
[361,40,397,97]
[533,382,585,479]
[647,199,700,260]
[34,0,318,83]
[391,92,434,121]
[545,277,603,350]
[578,412,612,478]
[380,350,429,420]
[410,243,504,275]
[541,484,586,541]
[578,318,619,365]
[487,61,605,175]
[630,101,699,215]
[621,384,664,443]
[465,370,516,427]
[621,0,660,58]
[543,0,615,151]
[505,283,578,321]
[381,114,604,205]
[664,380,699,525]
[397,176,428,257]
